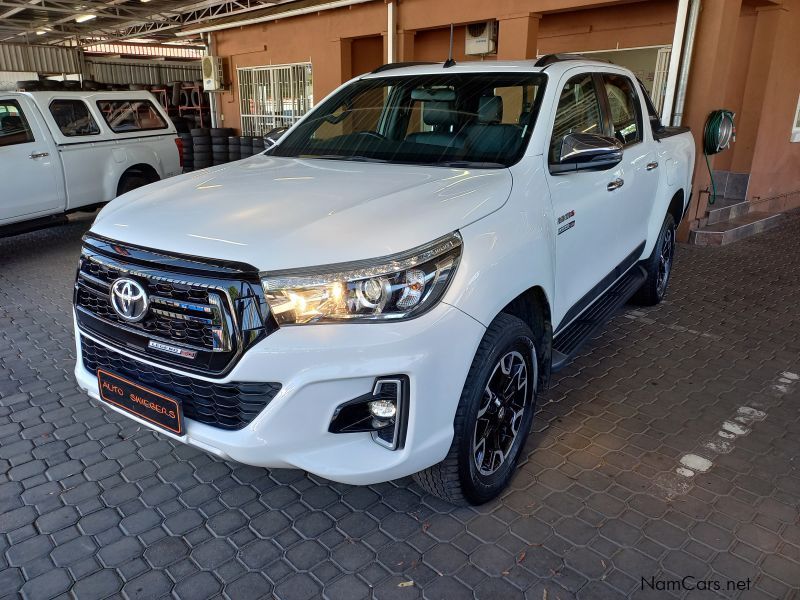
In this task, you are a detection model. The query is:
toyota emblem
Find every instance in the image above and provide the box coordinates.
[110,278,149,322]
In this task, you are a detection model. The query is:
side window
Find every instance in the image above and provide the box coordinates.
[49,99,101,137]
[0,100,35,147]
[602,74,641,145]
[550,73,603,162]
[96,100,167,133]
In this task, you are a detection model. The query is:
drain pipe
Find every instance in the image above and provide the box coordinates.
[671,0,700,126]
[660,0,689,124]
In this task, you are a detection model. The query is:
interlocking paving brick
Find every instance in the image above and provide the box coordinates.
[1,212,800,597]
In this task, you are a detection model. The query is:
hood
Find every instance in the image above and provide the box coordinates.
[92,155,512,271]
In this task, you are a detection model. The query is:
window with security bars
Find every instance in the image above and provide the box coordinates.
[237,63,313,136]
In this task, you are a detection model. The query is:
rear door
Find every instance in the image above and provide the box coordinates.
[544,70,627,326]
[0,96,62,222]
[598,72,655,257]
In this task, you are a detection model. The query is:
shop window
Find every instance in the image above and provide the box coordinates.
[49,99,100,137]
[0,100,34,147]
[792,93,800,143]
[96,99,167,133]
[238,63,313,136]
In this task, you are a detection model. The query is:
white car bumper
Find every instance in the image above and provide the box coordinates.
[74,303,485,485]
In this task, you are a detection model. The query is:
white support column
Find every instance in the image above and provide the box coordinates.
[661,0,689,123]
[387,0,395,64]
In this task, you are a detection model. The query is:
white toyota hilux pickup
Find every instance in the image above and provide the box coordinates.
[73,56,694,504]
[0,90,181,237]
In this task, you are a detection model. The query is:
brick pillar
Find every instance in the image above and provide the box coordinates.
[397,30,415,61]
[315,38,352,101]
[677,0,743,241]
[496,12,541,60]
[728,6,783,175]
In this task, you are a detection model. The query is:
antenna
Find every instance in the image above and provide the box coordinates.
[443,23,456,68]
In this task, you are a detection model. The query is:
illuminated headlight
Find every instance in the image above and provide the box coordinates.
[261,232,461,325]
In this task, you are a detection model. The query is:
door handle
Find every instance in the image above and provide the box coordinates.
[29,152,49,159]
[607,178,624,191]
[646,161,659,171]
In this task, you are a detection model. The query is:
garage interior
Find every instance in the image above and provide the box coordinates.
[1,1,800,599]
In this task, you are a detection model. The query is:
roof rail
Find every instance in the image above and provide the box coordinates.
[534,53,611,68]
[371,61,438,74]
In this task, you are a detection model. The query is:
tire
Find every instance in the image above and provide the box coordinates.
[631,213,676,306]
[211,143,228,153]
[210,127,233,137]
[118,173,152,196]
[413,313,538,505]
[190,128,209,137]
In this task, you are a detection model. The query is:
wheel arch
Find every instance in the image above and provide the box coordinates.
[667,188,685,227]
[499,286,553,391]
[117,163,160,196]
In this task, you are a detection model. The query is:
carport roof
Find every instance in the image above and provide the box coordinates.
[0,0,300,48]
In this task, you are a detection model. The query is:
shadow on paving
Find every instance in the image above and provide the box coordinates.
[0,211,799,599]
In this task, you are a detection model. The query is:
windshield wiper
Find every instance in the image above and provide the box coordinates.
[431,160,506,168]
[307,154,389,163]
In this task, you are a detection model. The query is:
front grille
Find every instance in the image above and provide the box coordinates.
[77,257,222,352]
[82,336,280,430]
[74,235,276,376]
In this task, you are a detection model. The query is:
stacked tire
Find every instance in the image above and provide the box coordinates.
[210,128,233,166]
[191,128,211,170]
[239,136,253,159]
[179,133,194,173]
[228,136,241,162]
[252,137,265,156]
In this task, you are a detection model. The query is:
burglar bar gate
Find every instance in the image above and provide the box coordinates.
[237,63,313,136]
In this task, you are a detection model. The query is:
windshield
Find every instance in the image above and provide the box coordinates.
[272,72,547,167]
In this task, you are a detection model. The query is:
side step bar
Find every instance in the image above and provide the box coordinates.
[551,265,647,372]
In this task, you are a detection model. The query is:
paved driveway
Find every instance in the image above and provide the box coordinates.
[1,212,799,599]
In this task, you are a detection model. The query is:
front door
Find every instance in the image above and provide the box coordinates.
[0,97,61,223]
[544,70,628,327]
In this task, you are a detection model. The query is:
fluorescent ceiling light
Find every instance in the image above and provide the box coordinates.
[75,14,96,23]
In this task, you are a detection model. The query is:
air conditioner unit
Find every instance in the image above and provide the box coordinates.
[465,21,498,56]
[202,55,224,91]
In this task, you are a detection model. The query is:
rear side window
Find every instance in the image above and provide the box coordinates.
[0,100,35,146]
[96,99,167,133]
[550,73,604,162]
[602,74,641,145]
[49,99,100,137]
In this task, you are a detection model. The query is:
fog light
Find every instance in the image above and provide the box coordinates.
[328,376,408,451]
[368,399,396,419]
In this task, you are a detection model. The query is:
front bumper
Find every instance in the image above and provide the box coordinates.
[74,303,485,485]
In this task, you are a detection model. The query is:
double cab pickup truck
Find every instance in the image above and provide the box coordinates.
[0,90,180,236]
[74,55,694,504]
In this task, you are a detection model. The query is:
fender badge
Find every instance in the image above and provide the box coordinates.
[557,210,576,224]
[558,220,575,235]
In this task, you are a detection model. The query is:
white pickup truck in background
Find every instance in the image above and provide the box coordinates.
[0,90,181,236]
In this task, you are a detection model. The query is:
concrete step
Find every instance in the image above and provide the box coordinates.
[689,212,785,246]
[705,198,750,225]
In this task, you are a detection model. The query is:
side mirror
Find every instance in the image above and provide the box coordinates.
[551,132,623,174]
[263,126,288,150]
